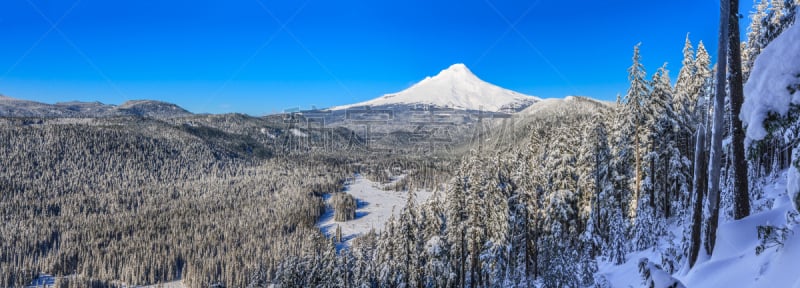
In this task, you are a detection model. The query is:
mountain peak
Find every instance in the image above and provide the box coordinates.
[440,63,471,74]
[330,64,540,112]
[431,63,477,80]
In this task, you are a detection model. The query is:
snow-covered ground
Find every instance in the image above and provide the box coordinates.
[140,280,187,288]
[317,174,432,246]
[26,275,186,288]
[680,171,800,288]
[597,171,800,288]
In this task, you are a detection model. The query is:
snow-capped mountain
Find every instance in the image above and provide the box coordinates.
[330,63,540,112]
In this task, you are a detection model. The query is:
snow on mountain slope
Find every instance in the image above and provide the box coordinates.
[330,64,540,112]
[518,95,611,117]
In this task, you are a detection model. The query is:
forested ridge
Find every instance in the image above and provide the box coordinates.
[0,117,354,287]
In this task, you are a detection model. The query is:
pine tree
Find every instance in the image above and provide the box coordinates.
[674,35,697,129]
[770,0,785,26]
[577,114,613,259]
[506,151,532,286]
[393,189,420,288]
[464,156,487,288]
[376,214,398,286]
[624,44,650,220]
[445,162,469,288]
[608,96,634,263]
[744,0,770,80]
[643,64,670,217]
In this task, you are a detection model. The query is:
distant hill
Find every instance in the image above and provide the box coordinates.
[0,96,192,119]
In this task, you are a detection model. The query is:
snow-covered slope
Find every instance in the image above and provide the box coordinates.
[518,95,611,117]
[330,64,540,112]
[596,170,800,288]
[680,171,799,288]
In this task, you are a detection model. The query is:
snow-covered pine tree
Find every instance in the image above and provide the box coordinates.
[771,0,786,26]
[577,113,613,259]
[464,155,488,287]
[656,64,690,220]
[506,151,532,286]
[607,95,634,263]
[632,65,672,251]
[351,230,379,287]
[743,0,770,81]
[376,214,398,286]
[395,189,420,287]
[445,161,469,287]
[674,35,698,135]
[694,41,713,122]
[643,64,669,218]
[625,44,651,220]
[577,119,598,236]
[481,153,513,287]
[539,126,593,287]
[321,239,341,287]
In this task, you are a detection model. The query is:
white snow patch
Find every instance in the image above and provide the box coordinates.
[317,174,432,246]
[329,63,539,112]
[140,280,187,288]
[741,17,800,141]
[597,224,685,288]
[290,128,307,137]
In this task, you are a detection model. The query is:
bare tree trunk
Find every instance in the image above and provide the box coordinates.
[728,0,751,220]
[665,154,671,219]
[634,133,641,218]
[690,123,708,268]
[460,229,466,288]
[707,0,730,256]
[650,145,657,217]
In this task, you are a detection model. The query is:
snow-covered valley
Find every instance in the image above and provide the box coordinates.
[317,175,433,246]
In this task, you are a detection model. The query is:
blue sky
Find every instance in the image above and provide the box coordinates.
[0,0,740,115]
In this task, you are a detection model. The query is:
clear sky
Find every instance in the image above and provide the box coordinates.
[0,0,743,115]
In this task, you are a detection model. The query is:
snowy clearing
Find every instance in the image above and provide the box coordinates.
[317,174,432,246]
[140,280,187,288]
